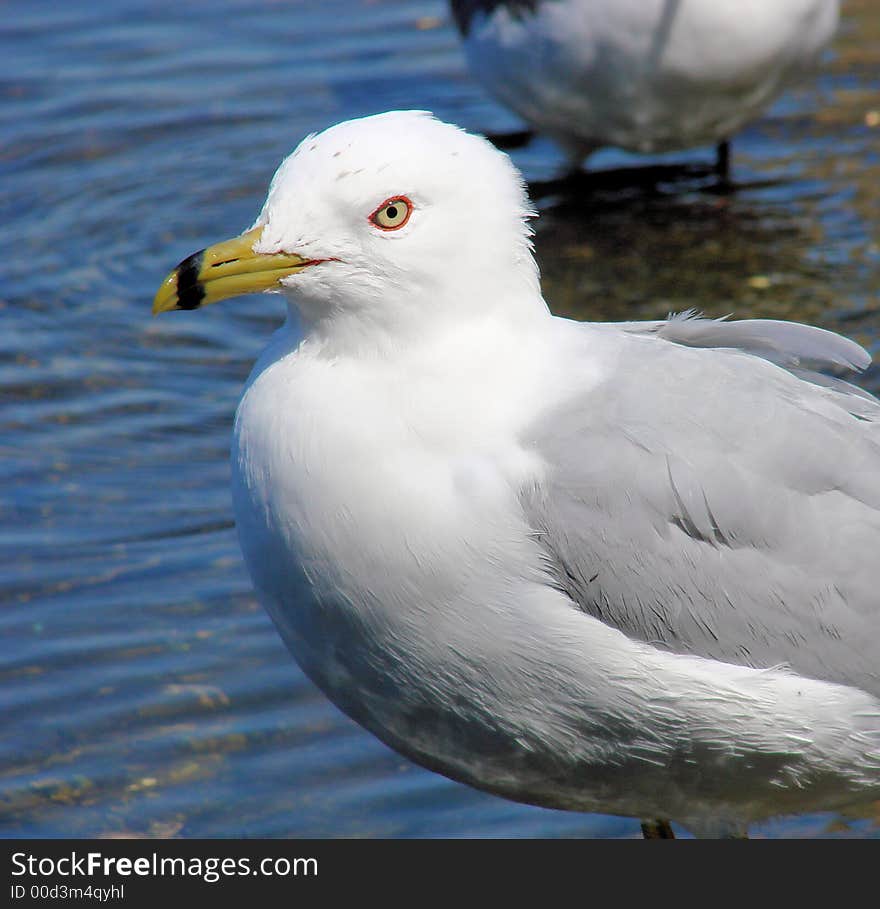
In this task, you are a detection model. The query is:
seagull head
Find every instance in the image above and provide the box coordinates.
[153,111,542,338]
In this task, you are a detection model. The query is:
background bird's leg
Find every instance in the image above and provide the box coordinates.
[715,139,731,181]
[641,819,676,838]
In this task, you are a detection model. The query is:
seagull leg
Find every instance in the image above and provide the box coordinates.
[641,819,676,839]
[715,140,731,182]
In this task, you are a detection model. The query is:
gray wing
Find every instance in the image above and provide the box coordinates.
[521,314,880,697]
[614,309,871,372]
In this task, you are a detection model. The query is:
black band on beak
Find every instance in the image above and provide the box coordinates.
[175,251,206,311]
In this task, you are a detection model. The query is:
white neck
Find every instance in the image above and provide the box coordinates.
[286,259,548,361]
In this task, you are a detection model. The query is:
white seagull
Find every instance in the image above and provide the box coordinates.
[450,0,840,173]
[154,111,880,838]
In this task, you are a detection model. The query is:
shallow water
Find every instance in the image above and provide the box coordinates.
[2,0,879,838]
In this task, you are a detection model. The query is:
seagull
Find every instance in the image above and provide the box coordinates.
[450,0,840,174]
[154,111,880,838]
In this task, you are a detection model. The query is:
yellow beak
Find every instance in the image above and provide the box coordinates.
[152,226,315,314]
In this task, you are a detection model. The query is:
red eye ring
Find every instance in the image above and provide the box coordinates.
[369,195,414,231]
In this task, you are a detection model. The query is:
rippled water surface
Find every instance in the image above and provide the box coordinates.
[3,0,880,837]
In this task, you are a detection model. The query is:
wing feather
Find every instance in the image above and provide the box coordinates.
[521,318,880,696]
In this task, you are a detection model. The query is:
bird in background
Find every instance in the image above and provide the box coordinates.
[153,111,880,838]
[450,0,840,176]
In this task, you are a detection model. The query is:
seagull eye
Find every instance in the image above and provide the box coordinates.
[369,196,413,231]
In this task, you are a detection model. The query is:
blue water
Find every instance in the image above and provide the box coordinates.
[2,0,879,838]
